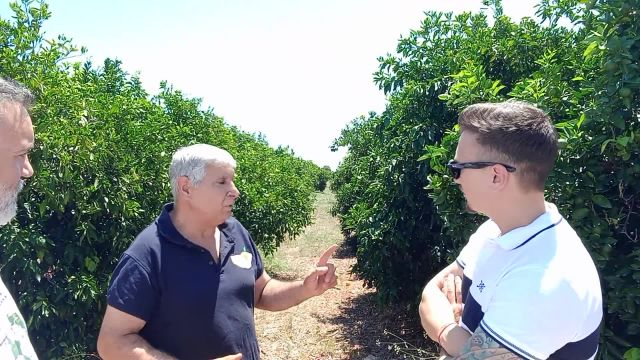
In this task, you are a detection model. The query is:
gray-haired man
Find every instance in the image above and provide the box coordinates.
[98,144,339,360]
[0,77,39,359]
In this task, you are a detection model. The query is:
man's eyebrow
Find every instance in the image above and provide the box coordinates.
[18,144,34,153]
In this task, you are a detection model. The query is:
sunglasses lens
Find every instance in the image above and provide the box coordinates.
[450,167,460,179]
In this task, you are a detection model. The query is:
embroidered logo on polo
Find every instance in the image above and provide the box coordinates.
[230,247,253,269]
[477,280,486,293]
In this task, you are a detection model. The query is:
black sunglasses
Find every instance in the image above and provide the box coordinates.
[446,160,516,179]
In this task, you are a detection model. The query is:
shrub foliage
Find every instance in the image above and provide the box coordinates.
[332,0,639,356]
[0,1,322,357]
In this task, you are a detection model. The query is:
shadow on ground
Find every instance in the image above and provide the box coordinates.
[316,292,438,360]
[334,234,357,259]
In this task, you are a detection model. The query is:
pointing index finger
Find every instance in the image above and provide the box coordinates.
[317,244,338,266]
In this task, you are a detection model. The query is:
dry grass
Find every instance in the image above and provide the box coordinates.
[256,188,438,360]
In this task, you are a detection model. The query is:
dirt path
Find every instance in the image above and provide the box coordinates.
[255,189,437,360]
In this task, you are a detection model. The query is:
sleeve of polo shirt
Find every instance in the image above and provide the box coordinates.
[456,229,485,270]
[107,253,158,322]
[246,234,264,280]
[479,267,581,360]
[456,241,474,270]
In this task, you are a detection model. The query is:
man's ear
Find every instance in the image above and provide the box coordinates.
[491,164,510,190]
[177,176,191,197]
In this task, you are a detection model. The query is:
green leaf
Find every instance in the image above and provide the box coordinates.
[625,348,640,360]
[616,136,630,147]
[583,41,599,58]
[600,139,615,153]
[592,195,612,208]
[577,113,586,128]
[613,115,626,130]
[573,208,591,220]
[491,84,506,96]
[85,257,98,272]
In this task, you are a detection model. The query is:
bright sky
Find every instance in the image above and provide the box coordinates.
[2,0,539,169]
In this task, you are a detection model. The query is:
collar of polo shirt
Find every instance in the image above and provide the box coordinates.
[157,203,236,248]
[494,202,564,251]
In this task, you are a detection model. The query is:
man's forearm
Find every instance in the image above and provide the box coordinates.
[98,333,176,360]
[419,280,456,339]
[419,282,471,357]
[256,279,311,311]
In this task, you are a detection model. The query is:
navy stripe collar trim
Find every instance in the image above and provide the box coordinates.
[512,217,563,250]
[494,203,564,251]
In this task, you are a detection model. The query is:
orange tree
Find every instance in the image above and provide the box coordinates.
[332,0,639,357]
[0,1,321,357]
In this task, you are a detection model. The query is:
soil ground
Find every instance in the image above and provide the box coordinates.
[255,188,438,360]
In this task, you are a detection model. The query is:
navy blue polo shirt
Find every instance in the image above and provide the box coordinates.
[107,203,264,360]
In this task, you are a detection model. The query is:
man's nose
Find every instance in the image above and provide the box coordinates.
[22,155,34,178]
[229,182,240,198]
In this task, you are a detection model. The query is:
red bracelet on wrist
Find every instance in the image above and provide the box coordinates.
[437,322,457,345]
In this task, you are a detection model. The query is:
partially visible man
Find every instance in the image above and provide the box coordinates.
[419,101,602,359]
[0,77,39,359]
[97,144,338,360]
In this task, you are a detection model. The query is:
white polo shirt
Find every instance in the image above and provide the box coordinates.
[456,202,602,360]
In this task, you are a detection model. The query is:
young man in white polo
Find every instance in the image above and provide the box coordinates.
[419,101,602,359]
